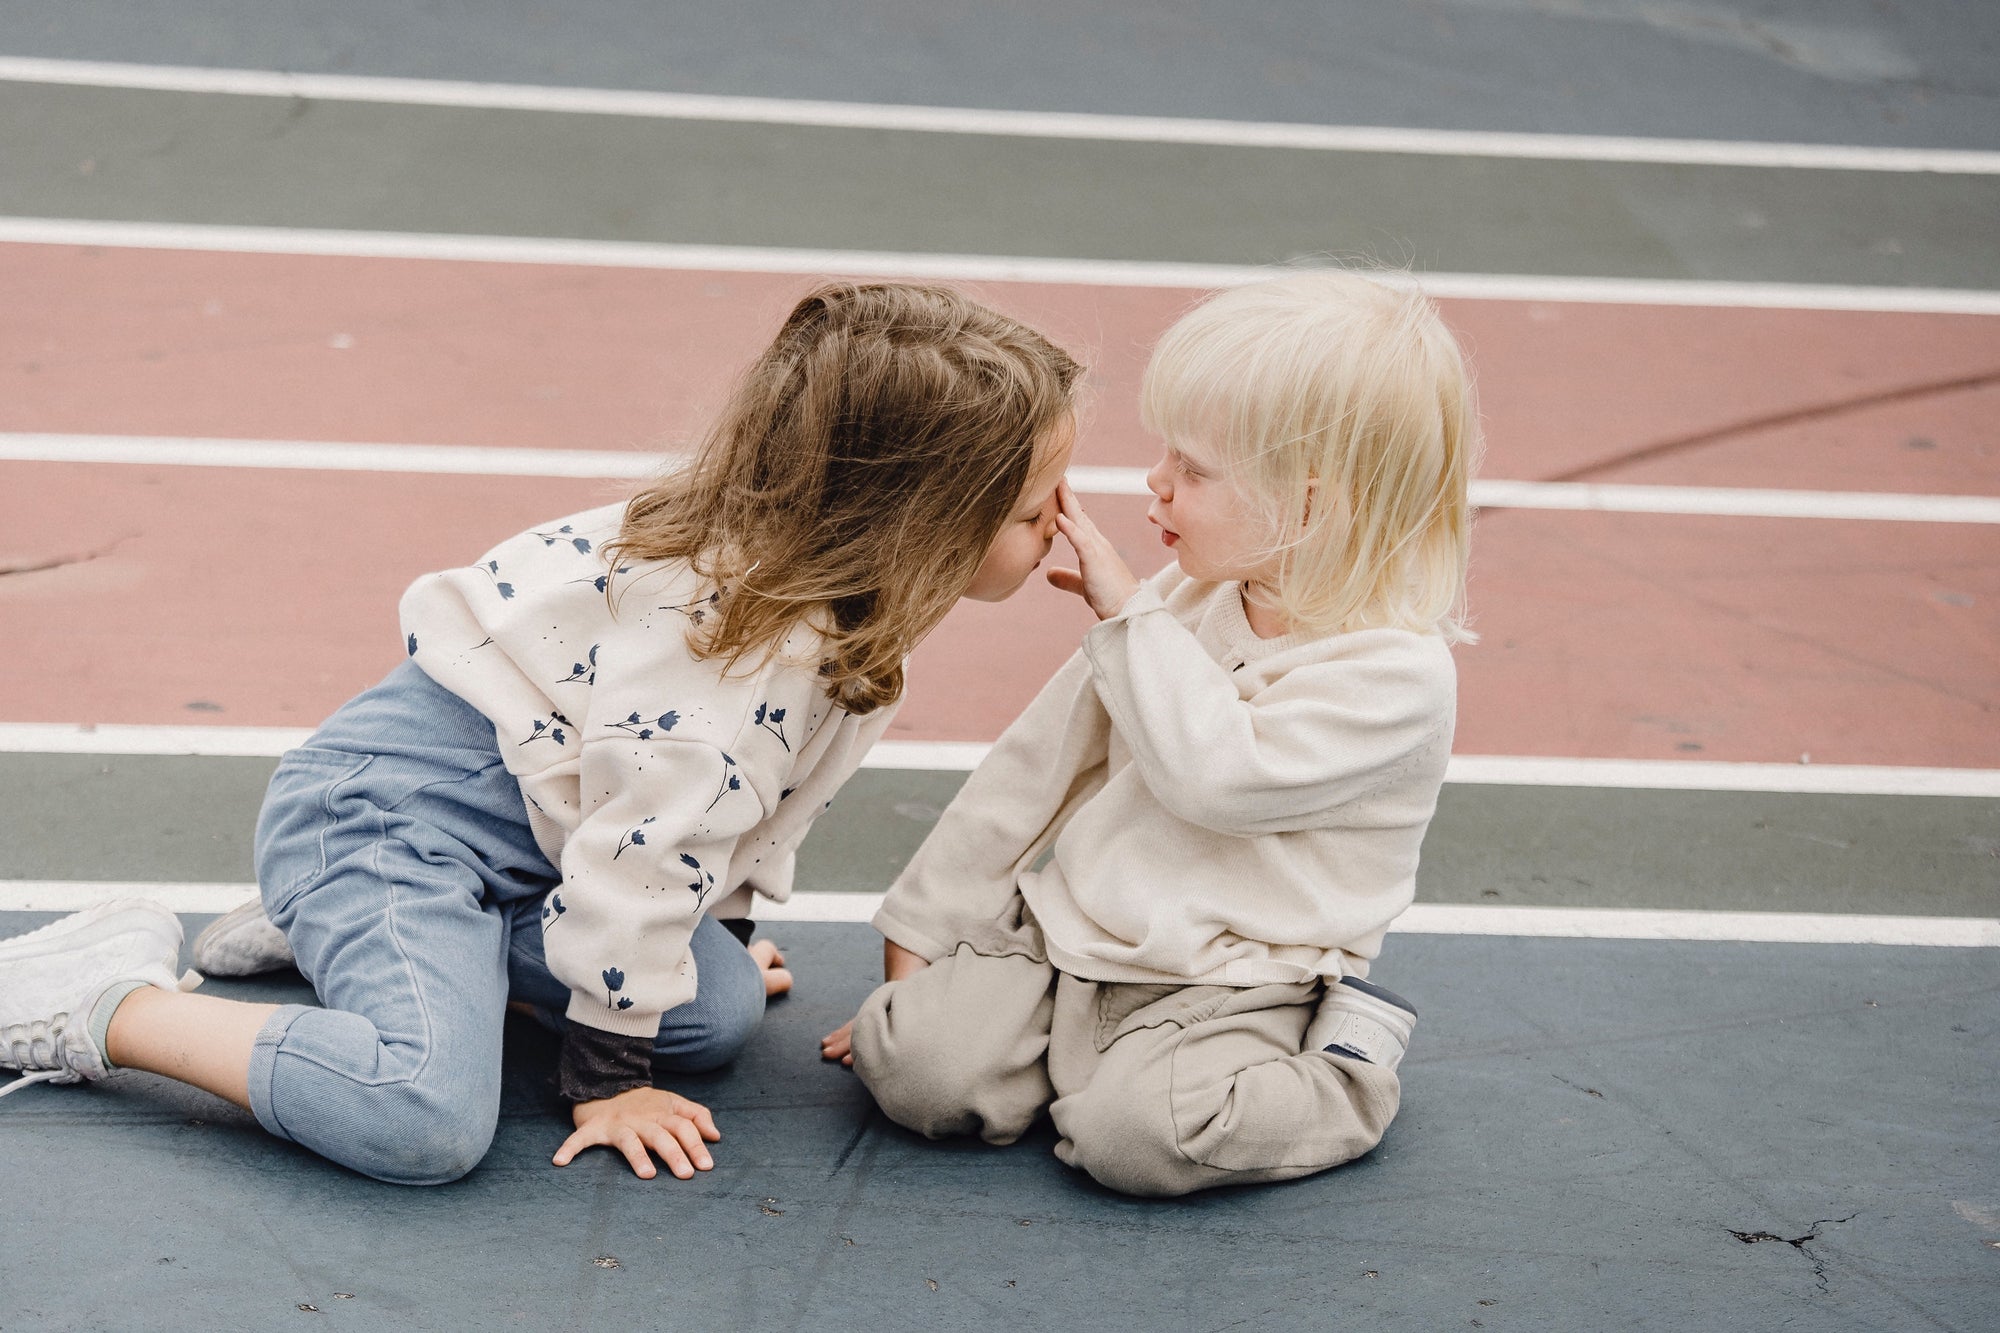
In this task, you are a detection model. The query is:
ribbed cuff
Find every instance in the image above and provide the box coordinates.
[87,979,152,1070]
[557,1024,656,1103]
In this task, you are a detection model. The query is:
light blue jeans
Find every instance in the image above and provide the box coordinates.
[244,661,767,1185]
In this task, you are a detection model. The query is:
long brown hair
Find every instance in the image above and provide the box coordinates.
[607,282,1083,713]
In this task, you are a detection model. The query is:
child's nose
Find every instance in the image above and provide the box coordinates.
[1145,457,1172,497]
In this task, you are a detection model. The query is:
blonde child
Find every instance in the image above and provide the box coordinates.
[0,283,1082,1185]
[822,270,1475,1197]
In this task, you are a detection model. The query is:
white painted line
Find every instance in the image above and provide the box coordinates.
[0,882,260,914]
[4,56,1997,175]
[0,882,1991,946]
[0,432,663,478]
[5,218,1999,315]
[863,741,995,773]
[6,435,1994,524]
[0,723,315,757]
[1442,755,2000,798]
[1469,480,2000,525]
[1393,903,2000,948]
[2,724,1995,797]
[1062,467,1152,495]
[755,893,882,925]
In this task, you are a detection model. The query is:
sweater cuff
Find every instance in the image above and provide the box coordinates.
[1104,583,1168,624]
[870,905,952,963]
[557,1024,656,1103]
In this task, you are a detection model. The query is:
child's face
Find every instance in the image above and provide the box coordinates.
[1144,439,1284,589]
[962,415,1077,602]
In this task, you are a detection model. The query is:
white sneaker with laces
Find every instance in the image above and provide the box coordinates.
[1304,974,1419,1072]
[0,899,201,1099]
[190,898,295,977]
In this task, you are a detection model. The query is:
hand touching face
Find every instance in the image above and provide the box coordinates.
[1046,481,1141,620]
[962,415,1076,603]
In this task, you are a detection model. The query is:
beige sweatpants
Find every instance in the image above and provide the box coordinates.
[849,899,1401,1198]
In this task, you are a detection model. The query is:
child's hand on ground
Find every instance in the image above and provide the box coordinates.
[554,1086,721,1179]
[750,938,792,997]
[1048,480,1141,620]
[819,938,932,1066]
[820,1019,857,1066]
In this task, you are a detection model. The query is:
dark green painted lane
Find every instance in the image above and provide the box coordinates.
[8,83,2000,287]
[6,754,1994,917]
[5,0,1995,149]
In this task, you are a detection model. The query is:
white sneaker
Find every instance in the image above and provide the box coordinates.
[0,899,201,1098]
[1304,975,1418,1072]
[190,898,295,977]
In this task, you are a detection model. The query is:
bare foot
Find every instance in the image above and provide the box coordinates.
[749,938,793,997]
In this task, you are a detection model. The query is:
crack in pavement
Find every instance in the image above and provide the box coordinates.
[1727,1213,1859,1292]
[0,535,131,578]
[1538,367,2000,486]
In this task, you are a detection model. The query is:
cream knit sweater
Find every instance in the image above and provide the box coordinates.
[401,503,896,1037]
[874,566,1456,985]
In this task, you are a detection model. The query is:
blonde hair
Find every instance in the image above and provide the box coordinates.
[607,282,1083,714]
[1140,270,1477,642]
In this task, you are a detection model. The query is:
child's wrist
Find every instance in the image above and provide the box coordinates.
[882,937,929,981]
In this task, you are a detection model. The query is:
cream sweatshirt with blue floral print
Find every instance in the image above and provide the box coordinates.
[873,565,1456,986]
[401,503,896,1048]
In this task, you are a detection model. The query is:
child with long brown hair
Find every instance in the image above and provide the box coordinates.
[0,282,1082,1185]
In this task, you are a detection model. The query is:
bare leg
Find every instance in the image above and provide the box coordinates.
[106,987,277,1111]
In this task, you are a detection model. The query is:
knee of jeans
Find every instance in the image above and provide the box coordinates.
[659,963,766,1074]
[354,1086,499,1186]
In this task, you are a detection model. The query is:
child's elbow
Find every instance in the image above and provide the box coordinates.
[1152,778,1310,837]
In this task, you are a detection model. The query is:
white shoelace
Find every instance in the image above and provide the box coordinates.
[0,1017,82,1098]
[0,1069,68,1098]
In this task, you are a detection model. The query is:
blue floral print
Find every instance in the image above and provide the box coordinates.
[680,853,716,907]
[569,565,633,594]
[479,560,515,600]
[519,712,571,746]
[663,590,723,625]
[614,817,655,860]
[610,711,679,739]
[559,644,599,685]
[601,966,631,1009]
[541,891,568,928]
[706,752,743,811]
[753,703,790,751]
[532,524,593,554]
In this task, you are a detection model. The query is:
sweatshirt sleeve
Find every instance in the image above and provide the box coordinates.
[544,730,772,1040]
[1081,589,1454,836]
[872,650,1110,960]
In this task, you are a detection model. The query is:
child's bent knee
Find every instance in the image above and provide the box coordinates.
[850,981,1047,1144]
[335,1084,499,1185]
[373,1123,494,1186]
[661,987,764,1073]
[1051,1083,1201,1198]
[310,1072,500,1184]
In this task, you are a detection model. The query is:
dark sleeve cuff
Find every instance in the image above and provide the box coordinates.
[557,1024,656,1103]
[719,917,756,947]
